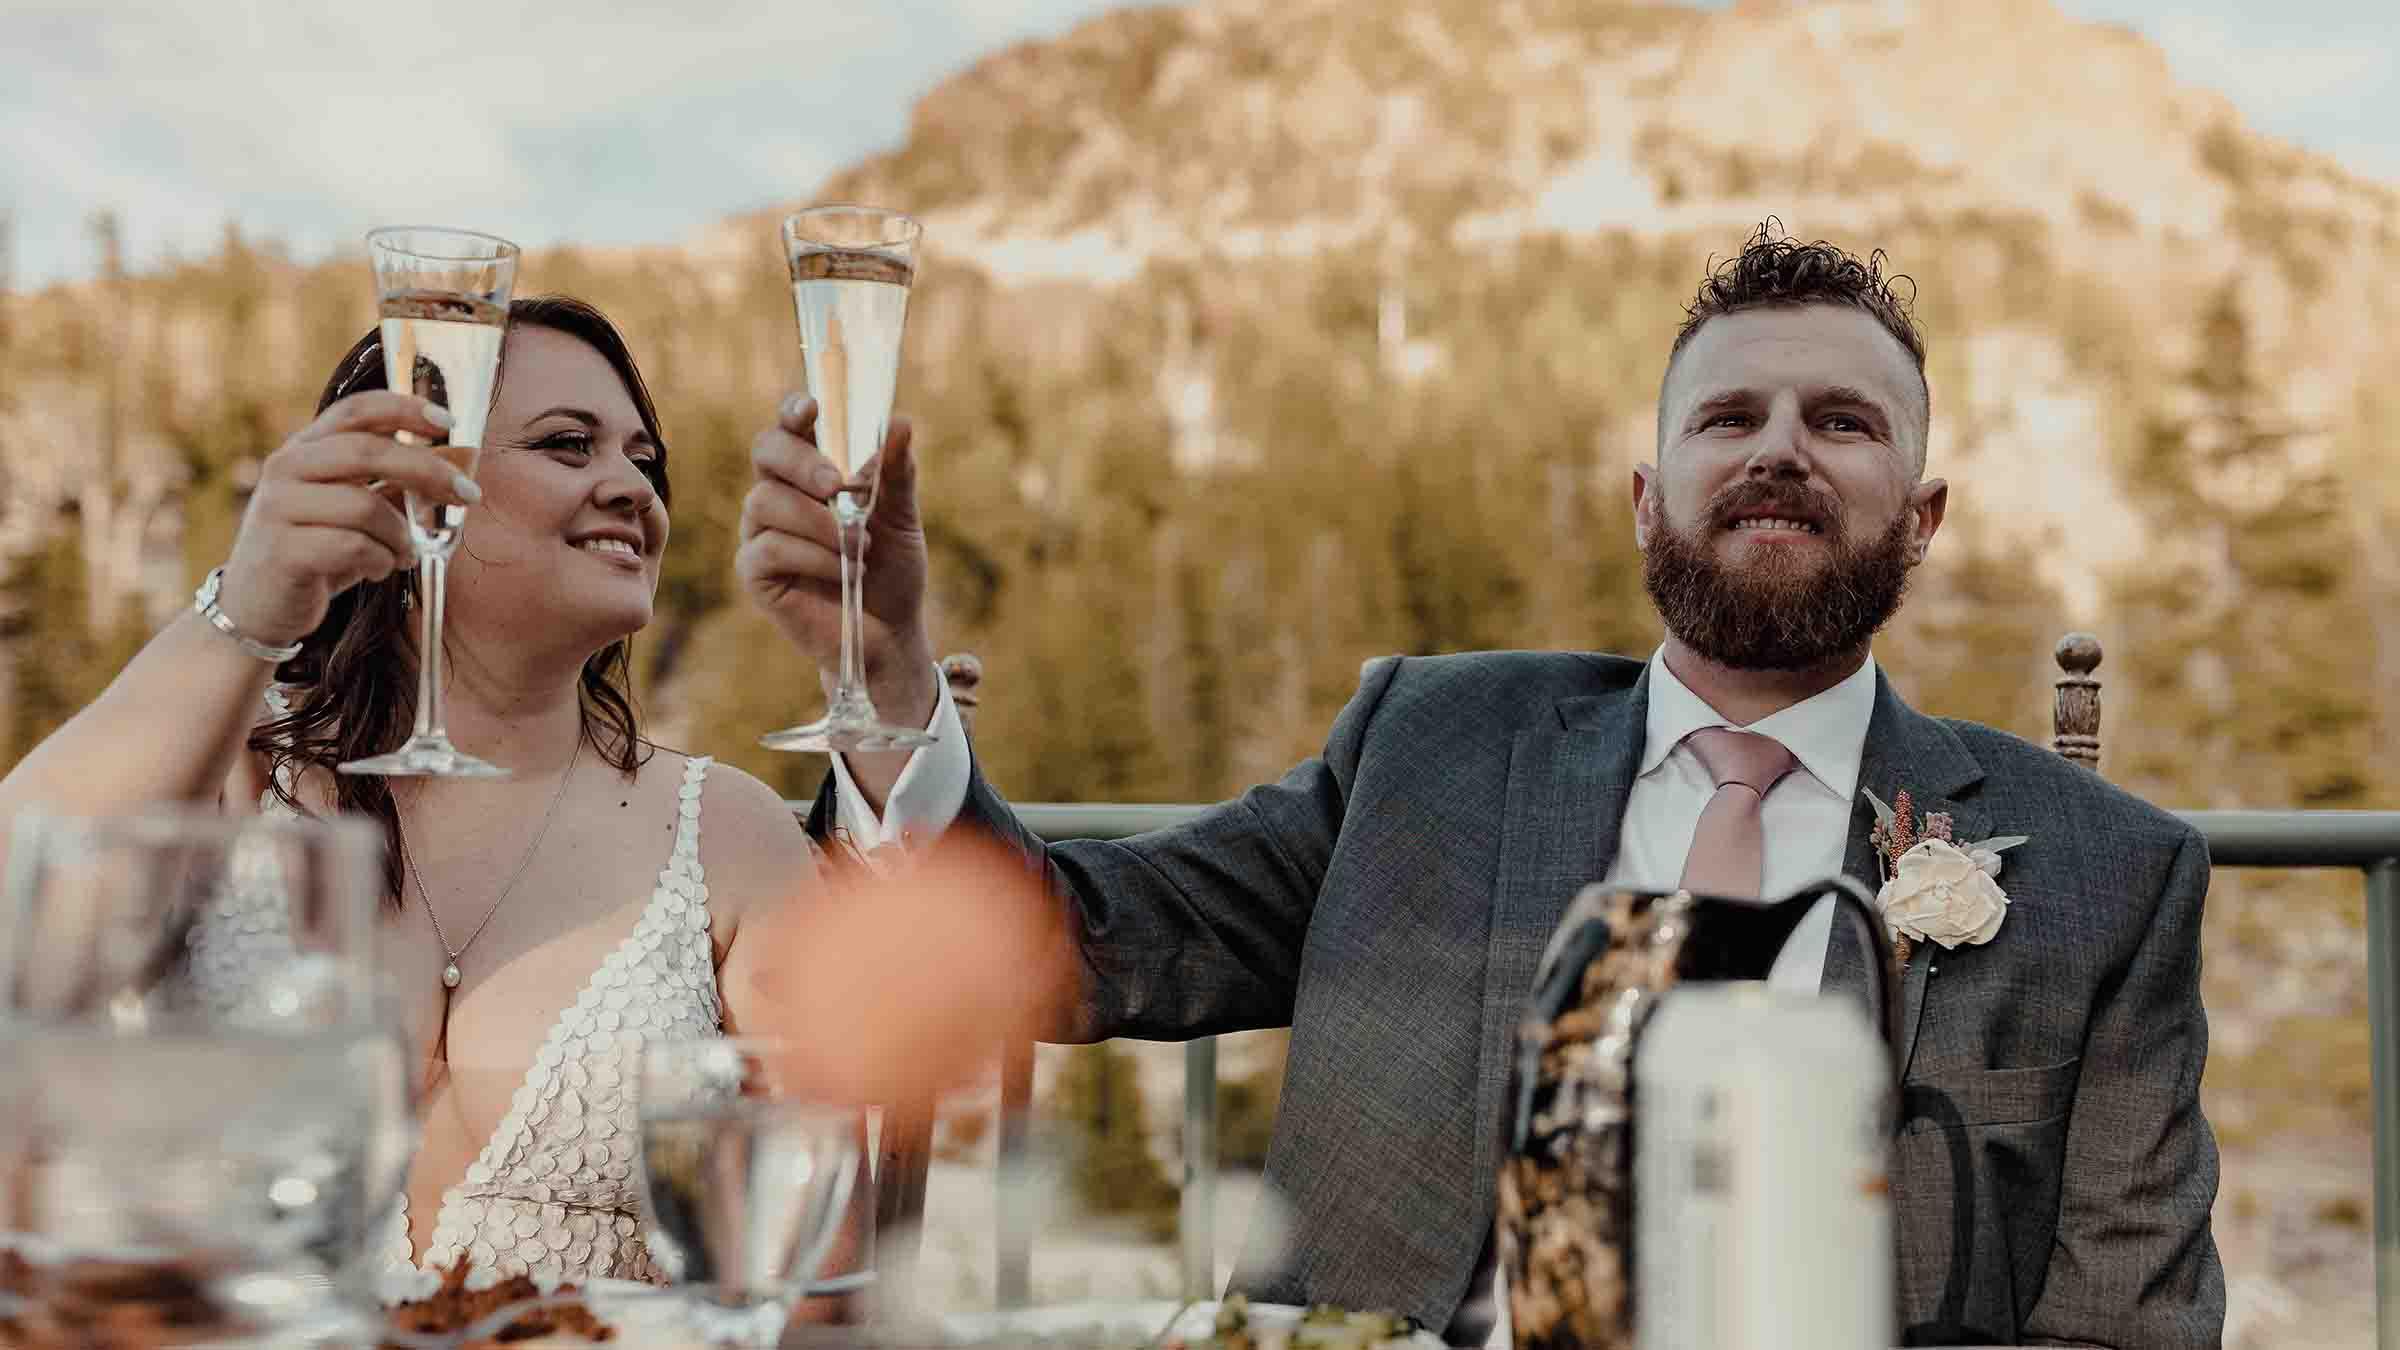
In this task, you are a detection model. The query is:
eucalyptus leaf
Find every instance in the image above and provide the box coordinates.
[1863,788,1898,829]
[1970,835,2030,853]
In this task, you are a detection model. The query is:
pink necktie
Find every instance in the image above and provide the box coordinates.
[1677,727,1798,898]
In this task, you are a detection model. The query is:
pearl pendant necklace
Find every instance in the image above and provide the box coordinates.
[403,736,583,996]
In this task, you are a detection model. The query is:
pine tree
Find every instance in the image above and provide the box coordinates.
[2106,284,2387,1142]
[1044,1043,1180,1241]
[1,521,149,766]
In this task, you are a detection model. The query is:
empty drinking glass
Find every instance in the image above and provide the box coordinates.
[636,1036,862,1345]
[0,808,411,1344]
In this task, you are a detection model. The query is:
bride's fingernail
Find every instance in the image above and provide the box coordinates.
[424,402,455,430]
[452,472,482,503]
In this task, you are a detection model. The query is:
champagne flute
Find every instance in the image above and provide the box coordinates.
[338,225,519,779]
[760,205,938,753]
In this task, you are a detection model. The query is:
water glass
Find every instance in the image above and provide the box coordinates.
[637,1037,862,1343]
[0,807,410,1343]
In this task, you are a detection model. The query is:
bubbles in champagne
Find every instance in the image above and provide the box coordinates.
[378,290,506,546]
[788,248,912,491]
[379,290,508,326]
[377,291,506,471]
[788,248,914,287]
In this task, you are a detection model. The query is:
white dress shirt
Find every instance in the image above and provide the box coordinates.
[1607,647,1880,991]
[828,667,972,849]
[1469,649,1879,1347]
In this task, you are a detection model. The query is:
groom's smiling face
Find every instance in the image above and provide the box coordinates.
[1634,304,1949,671]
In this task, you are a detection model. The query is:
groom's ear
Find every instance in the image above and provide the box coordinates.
[1631,463,1658,550]
[1906,477,1949,566]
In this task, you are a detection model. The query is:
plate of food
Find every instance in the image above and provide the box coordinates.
[380,1263,622,1348]
[381,1265,878,1347]
[933,1294,1445,1350]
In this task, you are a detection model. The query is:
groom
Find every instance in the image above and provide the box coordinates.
[739,225,2224,1346]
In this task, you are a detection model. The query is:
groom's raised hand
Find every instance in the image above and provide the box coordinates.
[738,394,940,758]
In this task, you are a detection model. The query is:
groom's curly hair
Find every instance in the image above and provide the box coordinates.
[1661,220,1930,460]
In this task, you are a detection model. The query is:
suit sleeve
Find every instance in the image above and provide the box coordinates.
[2020,827,2226,1347]
[807,655,1405,1045]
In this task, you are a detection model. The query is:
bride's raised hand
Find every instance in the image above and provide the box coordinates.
[214,392,475,645]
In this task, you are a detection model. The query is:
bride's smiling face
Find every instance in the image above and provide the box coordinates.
[444,324,671,657]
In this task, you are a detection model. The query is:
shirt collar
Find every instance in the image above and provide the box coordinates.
[1639,647,1879,798]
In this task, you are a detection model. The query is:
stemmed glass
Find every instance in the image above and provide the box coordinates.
[760,205,938,753]
[634,1036,863,1345]
[0,808,413,1344]
[338,225,519,779]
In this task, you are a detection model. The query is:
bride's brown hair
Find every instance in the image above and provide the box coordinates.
[249,296,673,907]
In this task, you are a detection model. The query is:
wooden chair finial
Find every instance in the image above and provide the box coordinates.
[941,652,982,730]
[2051,632,2104,773]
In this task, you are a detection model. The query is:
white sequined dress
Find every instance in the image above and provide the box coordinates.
[197,732,725,1303]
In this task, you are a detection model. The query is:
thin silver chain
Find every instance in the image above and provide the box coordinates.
[403,733,583,970]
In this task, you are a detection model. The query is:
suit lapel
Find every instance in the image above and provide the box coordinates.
[1464,669,1649,1289]
[1822,672,1988,1078]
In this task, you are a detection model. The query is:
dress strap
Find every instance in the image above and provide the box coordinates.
[672,756,713,871]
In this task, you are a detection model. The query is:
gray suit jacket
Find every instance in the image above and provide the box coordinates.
[924,651,2223,1346]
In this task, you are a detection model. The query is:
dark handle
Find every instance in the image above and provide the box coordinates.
[1806,872,1905,1067]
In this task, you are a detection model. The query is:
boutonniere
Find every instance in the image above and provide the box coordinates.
[1863,788,2028,967]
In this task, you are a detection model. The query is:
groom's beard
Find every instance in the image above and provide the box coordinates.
[1641,488,1916,672]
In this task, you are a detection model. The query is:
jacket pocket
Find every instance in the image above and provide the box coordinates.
[1901,1057,2082,1132]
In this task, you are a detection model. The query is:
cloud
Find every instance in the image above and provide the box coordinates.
[2055,1,2400,183]
[2325,139,2400,186]
[4,0,2396,285]
[0,0,1129,285]
[2148,13,2391,110]
[2141,10,2400,187]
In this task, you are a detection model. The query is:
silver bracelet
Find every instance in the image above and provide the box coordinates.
[193,567,304,663]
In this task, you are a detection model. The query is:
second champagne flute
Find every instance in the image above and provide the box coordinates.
[338,225,518,779]
[760,205,937,753]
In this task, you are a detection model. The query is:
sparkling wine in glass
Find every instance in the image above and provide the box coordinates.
[637,1038,860,1343]
[338,225,518,779]
[760,205,938,754]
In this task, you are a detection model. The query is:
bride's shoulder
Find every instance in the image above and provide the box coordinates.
[654,752,818,914]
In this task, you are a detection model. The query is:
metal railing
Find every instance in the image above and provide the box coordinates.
[1005,805,2400,1343]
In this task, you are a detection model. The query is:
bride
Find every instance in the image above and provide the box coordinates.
[0,296,859,1305]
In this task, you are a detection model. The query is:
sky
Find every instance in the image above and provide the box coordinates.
[1,0,2393,289]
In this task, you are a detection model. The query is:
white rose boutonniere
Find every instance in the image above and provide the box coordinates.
[1882,839,2008,947]
[1864,788,2028,964]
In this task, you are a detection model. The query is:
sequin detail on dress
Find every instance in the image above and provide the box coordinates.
[403,753,721,1297]
[193,720,722,1302]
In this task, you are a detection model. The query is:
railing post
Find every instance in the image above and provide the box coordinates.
[995,1038,1035,1308]
[2369,859,2400,1350]
[1183,1037,1220,1301]
[2050,633,2103,771]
